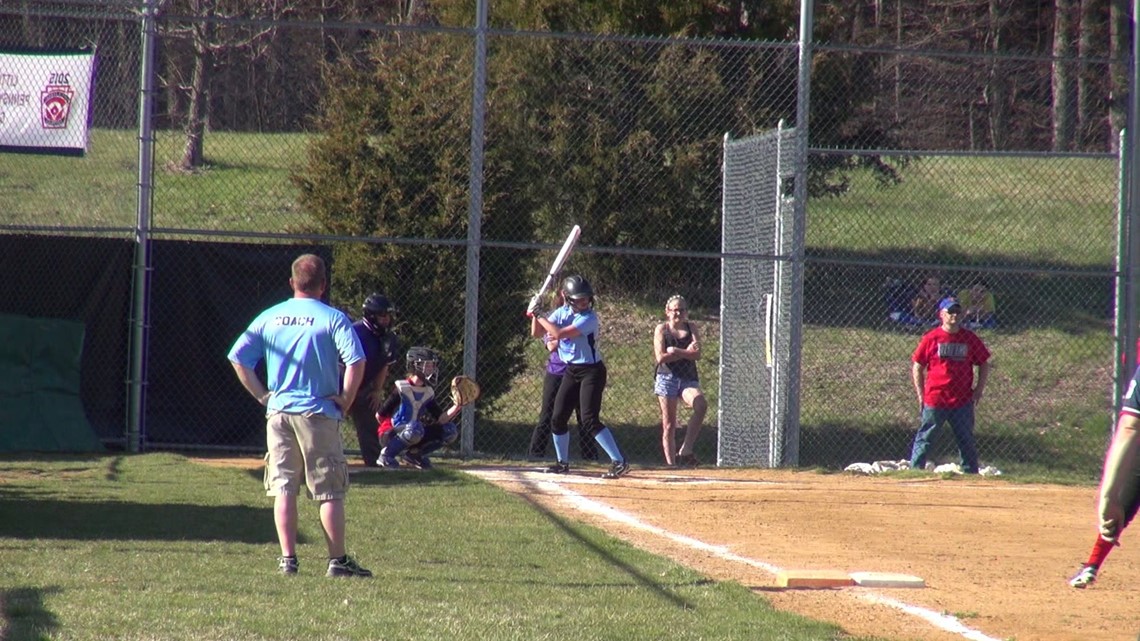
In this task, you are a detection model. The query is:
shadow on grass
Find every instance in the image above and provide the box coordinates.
[0,492,276,543]
[796,423,918,469]
[0,586,60,641]
[348,470,477,488]
[608,246,1115,335]
[506,473,709,608]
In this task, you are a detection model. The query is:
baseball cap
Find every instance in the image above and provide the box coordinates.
[939,297,961,312]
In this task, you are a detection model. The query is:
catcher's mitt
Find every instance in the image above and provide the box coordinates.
[451,375,481,407]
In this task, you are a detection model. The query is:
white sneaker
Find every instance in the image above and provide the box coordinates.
[1069,565,1097,588]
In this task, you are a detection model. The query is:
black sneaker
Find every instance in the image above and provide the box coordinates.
[676,453,700,468]
[602,460,630,479]
[277,556,298,575]
[327,555,373,578]
[401,452,433,470]
[544,461,570,474]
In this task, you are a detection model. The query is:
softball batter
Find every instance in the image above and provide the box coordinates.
[528,275,630,479]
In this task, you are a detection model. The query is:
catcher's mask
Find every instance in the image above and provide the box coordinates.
[561,275,594,306]
[406,346,441,386]
[362,292,395,333]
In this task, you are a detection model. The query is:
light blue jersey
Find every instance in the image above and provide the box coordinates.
[228,297,364,418]
[548,305,602,365]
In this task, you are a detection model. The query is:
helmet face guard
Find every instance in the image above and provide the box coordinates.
[362,293,395,330]
[405,346,441,386]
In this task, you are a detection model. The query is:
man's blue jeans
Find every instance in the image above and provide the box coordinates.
[909,404,978,473]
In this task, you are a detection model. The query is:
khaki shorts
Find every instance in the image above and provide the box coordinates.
[264,412,349,501]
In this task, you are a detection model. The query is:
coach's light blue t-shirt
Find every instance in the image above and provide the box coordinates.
[548,305,602,365]
[228,297,364,418]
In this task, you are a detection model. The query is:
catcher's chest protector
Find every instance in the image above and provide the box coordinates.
[393,379,435,424]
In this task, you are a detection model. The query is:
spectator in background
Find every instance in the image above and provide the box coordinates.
[653,294,707,467]
[910,275,945,325]
[884,277,913,324]
[908,296,991,474]
[957,278,997,329]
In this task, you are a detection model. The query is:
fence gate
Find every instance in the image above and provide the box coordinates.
[719,124,799,467]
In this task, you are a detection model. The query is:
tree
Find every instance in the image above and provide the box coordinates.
[293,33,536,406]
[161,0,402,171]
[983,0,1012,150]
[1076,0,1102,145]
[1052,0,1076,151]
[1108,0,1128,150]
[164,0,313,170]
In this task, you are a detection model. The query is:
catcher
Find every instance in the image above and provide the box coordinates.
[375,346,480,470]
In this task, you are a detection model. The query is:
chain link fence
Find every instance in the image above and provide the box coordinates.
[0,0,1125,479]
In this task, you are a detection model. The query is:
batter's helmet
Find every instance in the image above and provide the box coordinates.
[561,275,594,301]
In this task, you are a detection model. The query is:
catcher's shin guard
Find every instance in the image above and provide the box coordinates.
[382,438,408,458]
[417,423,458,457]
[440,422,459,445]
[395,420,425,447]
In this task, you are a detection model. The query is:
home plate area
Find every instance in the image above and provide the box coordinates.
[468,464,783,487]
[467,466,928,592]
[463,464,1113,641]
[461,466,1024,641]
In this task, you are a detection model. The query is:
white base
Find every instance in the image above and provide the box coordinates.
[850,571,925,588]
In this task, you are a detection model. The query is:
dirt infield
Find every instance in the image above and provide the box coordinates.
[195,458,1140,641]
[467,465,1140,641]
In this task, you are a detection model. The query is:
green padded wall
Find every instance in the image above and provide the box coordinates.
[0,313,102,452]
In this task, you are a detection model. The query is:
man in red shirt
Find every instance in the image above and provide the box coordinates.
[909,296,991,474]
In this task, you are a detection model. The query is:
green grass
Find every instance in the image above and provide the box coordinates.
[0,130,139,228]
[808,155,1118,267]
[0,129,311,231]
[3,131,1118,260]
[0,454,879,641]
[795,326,1113,480]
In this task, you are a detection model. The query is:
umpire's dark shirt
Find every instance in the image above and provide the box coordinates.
[352,320,398,386]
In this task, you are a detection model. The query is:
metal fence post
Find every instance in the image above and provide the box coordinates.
[127,0,158,452]
[461,0,489,457]
[783,0,815,466]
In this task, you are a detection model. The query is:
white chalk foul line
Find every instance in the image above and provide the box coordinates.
[855,592,1001,641]
[467,469,1002,641]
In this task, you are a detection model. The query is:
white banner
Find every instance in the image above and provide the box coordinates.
[0,49,97,156]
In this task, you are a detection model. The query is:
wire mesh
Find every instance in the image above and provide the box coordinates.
[0,1,1123,479]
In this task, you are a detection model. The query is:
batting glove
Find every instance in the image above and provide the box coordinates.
[526,293,543,318]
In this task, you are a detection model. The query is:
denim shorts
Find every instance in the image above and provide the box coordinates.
[654,371,699,398]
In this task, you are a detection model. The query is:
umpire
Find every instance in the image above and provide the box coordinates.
[349,292,401,466]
